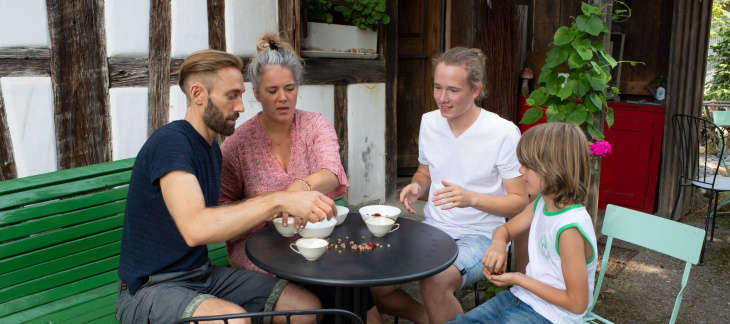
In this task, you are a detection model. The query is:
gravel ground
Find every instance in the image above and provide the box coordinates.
[363,178,730,324]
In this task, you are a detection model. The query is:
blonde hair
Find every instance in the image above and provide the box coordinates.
[248,33,304,90]
[433,47,487,98]
[516,123,591,206]
[178,49,243,101]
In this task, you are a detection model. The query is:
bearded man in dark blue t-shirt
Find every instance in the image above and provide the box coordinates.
[116,49,336,324]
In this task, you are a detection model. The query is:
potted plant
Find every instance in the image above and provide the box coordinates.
[302,0,390,59]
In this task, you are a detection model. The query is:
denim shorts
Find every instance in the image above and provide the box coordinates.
[447,290,551,324]
[452,234,492,289]
[116,262,287,324]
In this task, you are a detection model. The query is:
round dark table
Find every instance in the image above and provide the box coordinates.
[246,213,459,323]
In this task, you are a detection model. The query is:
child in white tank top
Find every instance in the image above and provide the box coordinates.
[448,122,597,324]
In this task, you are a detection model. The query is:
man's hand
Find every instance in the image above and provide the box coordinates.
[279,191,335,223]
[277,212,307,229]
[432,181,474,210]
[399,183,421,214]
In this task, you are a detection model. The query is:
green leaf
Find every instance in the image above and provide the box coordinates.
[545,48,569,68]
[566,106,588,125]
[606,107,615,127]
[589,92,603,112]
[528,87,549,106]
[382,15,390,24]
[554,27,574,45]
[575,79,589,98]
[587,74,606,91]
[576,15,605,36]
[581,3,601,16]
[568,53,587,69]
[611,86,621,94]
[600,51,618,68]
[545,105,566,123]
[585,93,600,112]
[587,124,604,140]
[519,106,545,124]
[571,38,593,61]
[592,43,606,52]
[558,81,574,100]
[538,69,558,84]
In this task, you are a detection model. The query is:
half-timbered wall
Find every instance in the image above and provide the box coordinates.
[0,0,389,206]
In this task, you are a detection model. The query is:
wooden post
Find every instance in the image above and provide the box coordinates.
[0,84,17,181]
[47,0,112,169]
[278,0,301,52]
[207,0,226,51]
[335,84,348,180]
[383,0,398,200]
[148,0,172,136]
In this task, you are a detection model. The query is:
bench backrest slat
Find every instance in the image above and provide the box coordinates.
[0,171,132,210]
[0,186,129,226]
[0,256,119,304]
[0,271,118,318]
[0,230,121,276]
[26,294,117,324]
[0,200,126,242]
[0,242,120,289]
[0,158,134,196]
[1,284,116,324]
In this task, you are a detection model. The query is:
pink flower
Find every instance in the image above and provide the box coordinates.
[589,140,612,158]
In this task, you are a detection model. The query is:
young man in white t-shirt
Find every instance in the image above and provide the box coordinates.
[399,47,529,324]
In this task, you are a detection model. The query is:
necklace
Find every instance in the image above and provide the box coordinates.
[260,116,291,146]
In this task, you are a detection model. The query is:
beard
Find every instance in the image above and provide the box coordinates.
[202,99,238,136]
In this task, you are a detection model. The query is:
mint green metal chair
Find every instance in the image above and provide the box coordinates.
[584,205,705,324]
[711,110,730,239]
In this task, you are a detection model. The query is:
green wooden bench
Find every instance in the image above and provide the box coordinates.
[0,158,229,323]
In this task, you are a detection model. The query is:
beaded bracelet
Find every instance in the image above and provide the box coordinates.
[295,178,313,191]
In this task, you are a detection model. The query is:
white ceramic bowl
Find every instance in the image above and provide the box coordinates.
[335,206,349,226]
[359,205,401,222]
[273,217,302,237]
[299,218,337,238]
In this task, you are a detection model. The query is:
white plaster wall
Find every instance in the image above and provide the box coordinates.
[170,86,189,122]
[0,77,56,177]
[105,0,150,57]
[110,88,148,160]
[171,0,209,58]
[298,85,335,125]
[347,84,386,205]
[226,0,278,56]
[0,0,49,47]
[238,82,262,125]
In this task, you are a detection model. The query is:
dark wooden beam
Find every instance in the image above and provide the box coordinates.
[47,0,111,169]
[109,58,149,87]
[278,0,301,52]
[0,48,51,77]
[207,0,226,51]
[303,59,385,85]
[0,48,51,59]
[334,84,348,179]
[148,0,172,135]
[0,84,17,181]
[383,0,398,200]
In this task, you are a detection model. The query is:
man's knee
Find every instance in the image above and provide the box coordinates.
[277,284,322,310]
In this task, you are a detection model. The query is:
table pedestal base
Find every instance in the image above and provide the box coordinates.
[334,287,370,323]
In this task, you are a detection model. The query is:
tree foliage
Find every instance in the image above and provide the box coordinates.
[706,0,730,101]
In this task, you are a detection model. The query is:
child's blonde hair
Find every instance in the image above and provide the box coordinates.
[516,123,591,206]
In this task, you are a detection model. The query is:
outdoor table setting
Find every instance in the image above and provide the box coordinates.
[246,205,459,322]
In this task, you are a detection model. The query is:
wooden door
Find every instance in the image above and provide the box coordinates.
[396,0,442,173]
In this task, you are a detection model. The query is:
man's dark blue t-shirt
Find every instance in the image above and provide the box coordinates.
[119,120,222,295]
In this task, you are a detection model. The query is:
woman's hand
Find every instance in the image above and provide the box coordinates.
[432,181,475,210]
[399,183,422,214]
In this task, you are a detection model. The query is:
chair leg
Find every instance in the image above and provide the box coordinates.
[712,191,721,241]
[699,191,715,265]
[474,282,479,308]
[670,183,683,220]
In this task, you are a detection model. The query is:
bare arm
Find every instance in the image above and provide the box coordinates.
[432,176,529,217]
[160,170,335,247]
[482,202,535,274]
[486,227,591,314]
[287,169,340,193]
[399,163,432,214]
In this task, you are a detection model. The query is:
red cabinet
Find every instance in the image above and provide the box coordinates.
[517,98,665,214]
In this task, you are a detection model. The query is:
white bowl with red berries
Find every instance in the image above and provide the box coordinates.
[358,205,400,222]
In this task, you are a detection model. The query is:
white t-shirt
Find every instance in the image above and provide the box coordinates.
[418,109,522,239]
[511,196,598,323]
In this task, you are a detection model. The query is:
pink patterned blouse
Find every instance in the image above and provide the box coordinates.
[219,109,348,274]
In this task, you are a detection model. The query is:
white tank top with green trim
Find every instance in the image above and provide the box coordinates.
[510,196,598,323]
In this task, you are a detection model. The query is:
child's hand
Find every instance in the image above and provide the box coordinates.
[482,243,507,275]
[484,270,521,287]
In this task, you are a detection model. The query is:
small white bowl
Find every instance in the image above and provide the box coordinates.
[299,218,337,238]
[335,206,349,226]
[358,205,401,222]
